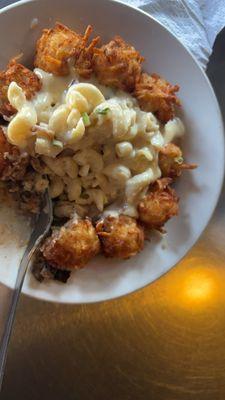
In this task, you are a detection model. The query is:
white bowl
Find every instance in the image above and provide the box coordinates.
[0,0,224,303]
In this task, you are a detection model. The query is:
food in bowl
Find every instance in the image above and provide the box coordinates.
[0,22,196,282]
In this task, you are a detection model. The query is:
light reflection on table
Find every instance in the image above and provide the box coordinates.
[1,234,225,400]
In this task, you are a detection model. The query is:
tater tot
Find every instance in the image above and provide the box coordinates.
[138,178,179,230]
[159,143,197,179]
[0,57,41,117]
[93,36,144,92]
[35,23,99,78]
[134,73,180,122]
[96,215,144,259]
[41,218,100,270]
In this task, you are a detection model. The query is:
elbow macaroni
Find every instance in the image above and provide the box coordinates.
[7,82,37,147]
[6,68,185,217]
[65,117,85,144]
[66,83,105,113]
[125,169,154,203]
[8,82,26,110]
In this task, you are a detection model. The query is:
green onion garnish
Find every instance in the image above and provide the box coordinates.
[52,139,63,148]
[96,107,110,115]
[82,112,90,126]
[174,156,184,165]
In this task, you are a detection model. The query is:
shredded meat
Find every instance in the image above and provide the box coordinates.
[0,57,41,117]
[41,218,100,270]
[159,143,197,179]
[93,36,144,92]
[0,129,43,214]
[35,23,99,78]
[138,178,179,230]
[32,253,71,283]
[96,215,144,259]
[0,128,29,180]
[134,73,180,122]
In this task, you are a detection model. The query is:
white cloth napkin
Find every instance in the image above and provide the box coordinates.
[122,0,225,69]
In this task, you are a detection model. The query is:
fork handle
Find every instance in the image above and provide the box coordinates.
[0,245,33,389]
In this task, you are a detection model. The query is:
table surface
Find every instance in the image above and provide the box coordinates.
[1,1,225,399]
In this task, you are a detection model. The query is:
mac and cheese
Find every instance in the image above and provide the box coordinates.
[6,67,185,218]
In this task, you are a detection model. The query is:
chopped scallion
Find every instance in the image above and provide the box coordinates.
[96,107,110,115]
[82,112,90,126]
[174,156,183,164]
[52,139,63,148]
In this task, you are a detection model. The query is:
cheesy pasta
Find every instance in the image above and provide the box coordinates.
[5,65,185,219]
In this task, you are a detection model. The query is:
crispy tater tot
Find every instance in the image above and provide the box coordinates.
[0,57,41,117]
[96,215,144,259]
[41,218,100,270]
[35,23,99,78]
[134,72,180,122]
[34,23,83,75]
[75,26,100,79]
[138,178,179,230]
[159,143,197,179]
[0,128,29,180]
[93,36,144,92]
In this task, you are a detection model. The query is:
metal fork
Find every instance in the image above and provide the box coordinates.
[0,190,53,389]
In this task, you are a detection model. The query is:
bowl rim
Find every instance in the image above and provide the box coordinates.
[0,0,224,304]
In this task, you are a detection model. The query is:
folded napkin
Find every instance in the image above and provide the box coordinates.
[123,0,225,69]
